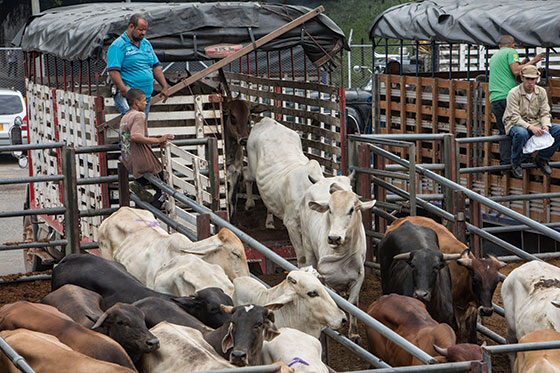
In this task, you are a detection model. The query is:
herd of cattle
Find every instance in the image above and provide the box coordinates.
[2,116,560,372]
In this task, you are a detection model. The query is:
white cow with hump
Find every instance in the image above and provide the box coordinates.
[244,117,324,247]
[501,260,560,343]
[98,207,250,296]
[299,178,375,343]
[232,270,346,339]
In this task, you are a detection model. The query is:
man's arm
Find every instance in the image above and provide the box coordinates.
[503,89,532,130]
[153,65,168,102]
[539,91,552,130]
[108,70,129,96]
[510,53,545,76]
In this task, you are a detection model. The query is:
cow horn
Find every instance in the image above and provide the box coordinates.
[220,305,234,314]
[90,312,108,330]
[393,252,411,261]
[433,344,449,357]
[349,169,356,181]
[552,300,560,309]
[488,255,507,268]
[442,253,462,261]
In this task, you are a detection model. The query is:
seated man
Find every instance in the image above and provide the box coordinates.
[504,65,560,178]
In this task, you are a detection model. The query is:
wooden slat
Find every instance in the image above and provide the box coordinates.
[449,80,456,133]
[230,85,339,111]
[225,72,340,96]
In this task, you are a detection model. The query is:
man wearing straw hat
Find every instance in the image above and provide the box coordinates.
[503,65,560,178]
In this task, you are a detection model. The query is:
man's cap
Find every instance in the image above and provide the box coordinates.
[521,65,540,78]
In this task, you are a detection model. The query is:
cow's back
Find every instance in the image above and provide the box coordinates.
[98,207,168,260]
[142,322,234,372]
[502,261,560,341]
[41,284,104,327]
[514,329,560,373]
[0,329,135,373]
[52,253,161,307]
[0,302,136,370]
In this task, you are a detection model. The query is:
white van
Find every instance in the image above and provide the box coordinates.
[0,88,27,147]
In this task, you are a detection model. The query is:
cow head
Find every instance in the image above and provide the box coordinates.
[181,228,250,279]
[393,251,460,303]
[221,304,279,367]
[433,342,483,362]
[265,271,347,334]
[172,287,233,329]
[308,183,375,249]
[456,249,506,316]
[89,303,159,363]
[223,98,250,146]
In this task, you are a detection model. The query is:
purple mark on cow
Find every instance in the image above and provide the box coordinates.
[288,357,310,367]
[135,219,160,228]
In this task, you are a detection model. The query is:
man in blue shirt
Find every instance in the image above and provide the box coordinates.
[107,14,168,117]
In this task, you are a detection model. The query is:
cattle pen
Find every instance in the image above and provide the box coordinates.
[3,1,560,372]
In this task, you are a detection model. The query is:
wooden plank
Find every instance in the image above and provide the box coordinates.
[226,72,340,95]
[104,110,220,122]
[431,79,439,169]
[230,85,339,111]
[103,94,221,107]
[280,120,341,141]
[449,80,456,134]
[254,104,340,126]
[400,75,406,135]
[385,77,392,130]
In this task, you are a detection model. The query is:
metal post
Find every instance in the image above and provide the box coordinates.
[358,144,373,273]
[467,44,471,80]
[118,162,130,207]
[384,38,388,72]
[409,142,417,216]
[0,336,36,373]
[206,137,220,213]
[453,190,467,244]
[449,43,452,80]
[197,213,212,240]
[62,147,80,255]
[470,199,482,258]
[545,47,550,86]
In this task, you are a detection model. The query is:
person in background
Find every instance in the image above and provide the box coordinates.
[107,13,168,117]
[120,89,174,209]
[7,50,17,77]
[504,65,560,178]
[489,34,544,172]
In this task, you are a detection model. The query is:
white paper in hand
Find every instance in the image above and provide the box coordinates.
[523,131,554,154]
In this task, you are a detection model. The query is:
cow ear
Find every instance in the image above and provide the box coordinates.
[263,318,280,341]
[358,199,376,211]
[264,291,295,309]
[329,183,345,194]
[90,312,108,330]
[172,296,199,309]
[309,201,329,213]
[487,255,507,269]
[221,323,234,353]
[456,249,473,268]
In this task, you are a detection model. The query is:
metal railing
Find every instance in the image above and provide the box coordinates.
[144,173,440,367]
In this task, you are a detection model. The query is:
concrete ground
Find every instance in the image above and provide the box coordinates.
[0,154,28,275]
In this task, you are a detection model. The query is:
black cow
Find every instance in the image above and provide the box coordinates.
[378,221,458,327]
[52,254,232,329]
[42,284,159,368]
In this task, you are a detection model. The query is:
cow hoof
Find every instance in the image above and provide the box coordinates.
[349,334,361,345]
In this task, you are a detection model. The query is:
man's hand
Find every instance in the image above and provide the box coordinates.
[529,125,544,136]
[534,53,545,64]
[159,85,169,103]
[120,86,130,97]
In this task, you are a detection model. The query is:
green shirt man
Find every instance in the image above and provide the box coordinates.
[488,35,544,167]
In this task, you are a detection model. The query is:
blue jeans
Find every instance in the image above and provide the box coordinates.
[510,123,560,164]
[491,99,512,165]
[114,92,151,119]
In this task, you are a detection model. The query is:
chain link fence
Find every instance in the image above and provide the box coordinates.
[0,48,25,93]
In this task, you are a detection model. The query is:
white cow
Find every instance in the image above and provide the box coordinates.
[232,270,346,339]
[244,117,324,244]
[261,327,329,373]
[142,322,235,372]
[98,207,249,282]
[299,179,375,343]
[502,261,560,344]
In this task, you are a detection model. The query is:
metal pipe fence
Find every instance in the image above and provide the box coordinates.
[0,336,35,373]
[144,173,437,366]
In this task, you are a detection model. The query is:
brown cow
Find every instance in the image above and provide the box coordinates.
[433,342,483,362]
[41,284,160,368]
[386,216,506,342]
[223,98,250,222]
[365,294,456,366]
[0,329,135,373]
[514,329,560,372]
[0,301,137,371]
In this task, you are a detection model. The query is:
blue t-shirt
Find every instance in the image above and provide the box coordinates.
[107,33,160,97]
